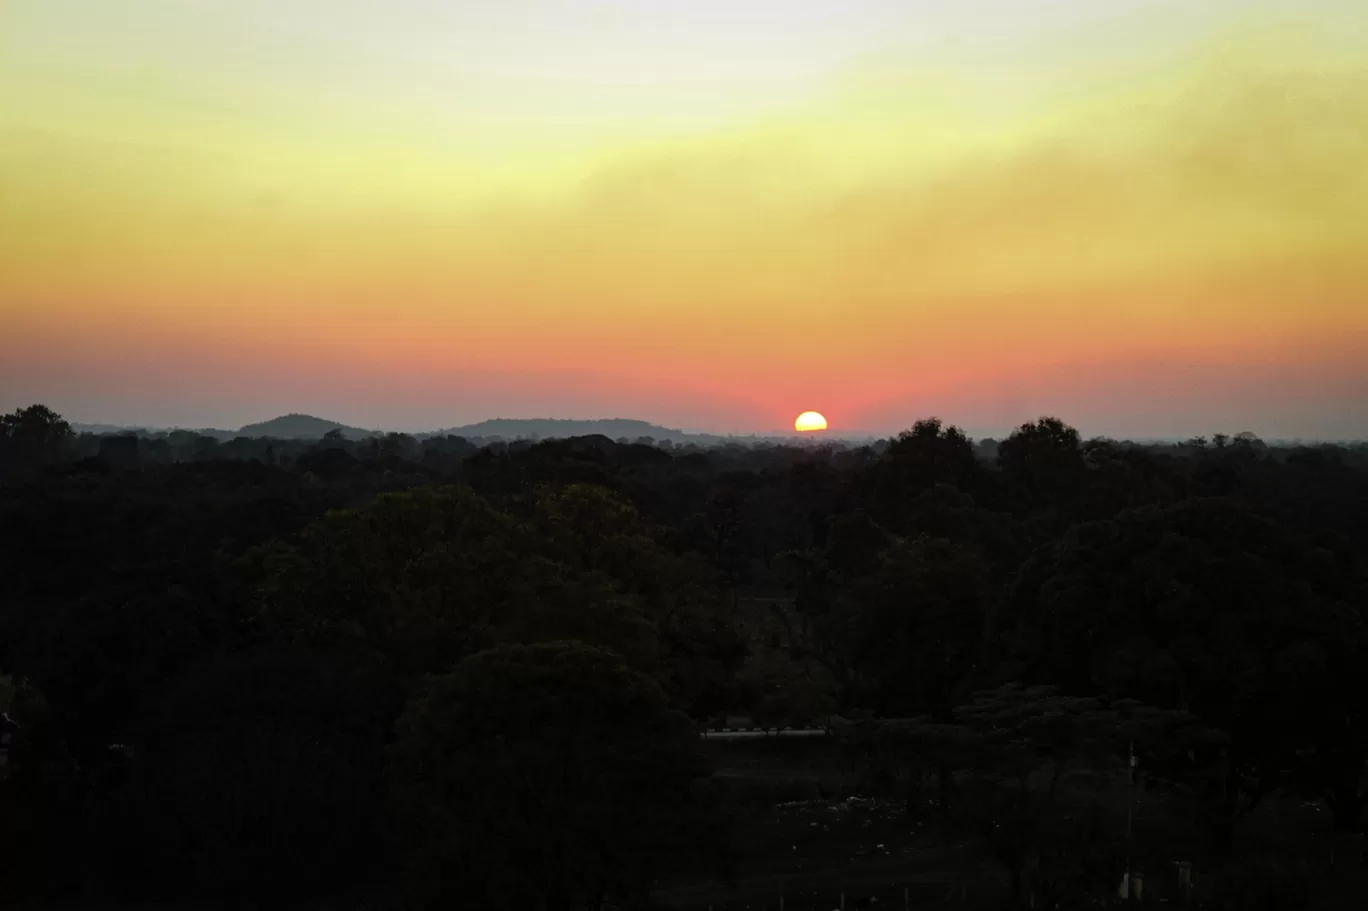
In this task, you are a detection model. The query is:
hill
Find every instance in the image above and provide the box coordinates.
[433,418,690,442]
[237,414,378,440]
[73,414,881,445]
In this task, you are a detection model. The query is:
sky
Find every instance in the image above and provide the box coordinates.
[2,0,1367,439]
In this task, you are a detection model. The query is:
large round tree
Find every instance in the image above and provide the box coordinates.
[387,641,711,910]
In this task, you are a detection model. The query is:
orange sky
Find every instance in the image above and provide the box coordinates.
[2,0,1367,437]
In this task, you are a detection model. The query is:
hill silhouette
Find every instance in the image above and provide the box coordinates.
[75,414,851,444]
[231,415,688,442]
[237,414,377,440]
[434,418,687,442]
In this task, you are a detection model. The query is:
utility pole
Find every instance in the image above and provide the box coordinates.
[1121,740,1137,900]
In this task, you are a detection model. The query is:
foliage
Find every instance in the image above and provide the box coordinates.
[1000,497,1368,840]
[108,644,402,900]
[845,685,1211,907]
[387,641,714,910]
[2,405,1368,905]
[0,404,72,473]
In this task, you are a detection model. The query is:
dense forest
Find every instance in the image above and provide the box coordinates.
[2,403,1367,909]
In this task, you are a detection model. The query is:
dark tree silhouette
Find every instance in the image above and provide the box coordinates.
[3,403,1367,907]
[387,641,710,910]
[0,404,72,472]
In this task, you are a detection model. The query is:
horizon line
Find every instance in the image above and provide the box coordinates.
[57,414,1368,446]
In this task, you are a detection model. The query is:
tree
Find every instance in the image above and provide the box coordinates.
[997,417,1085,513]
[97,434,140,470]
[1079,437,1185,520]
[848,534,990,718]
[0,404,72,471]
[110,644,401,900]
[860,686,1196,908]
[0,674,86,904]
[999,498,1368,839]
[250,484,712,683]
[870,419,980,532]
[776,514,988,719]
[531,484,661,583]
[380,431,417,461]
[387,641,715,910]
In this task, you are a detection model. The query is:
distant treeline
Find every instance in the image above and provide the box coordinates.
[49,423,1368,477]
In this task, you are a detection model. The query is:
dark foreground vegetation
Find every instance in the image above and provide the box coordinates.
[3,404,1368,909]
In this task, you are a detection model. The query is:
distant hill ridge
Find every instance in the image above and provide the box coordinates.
[232,414,690,442]
[77,413,847,443]
[236,414,378,440]
[434,418,689,441]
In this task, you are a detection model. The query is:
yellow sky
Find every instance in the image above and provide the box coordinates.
[2,0,1366,436]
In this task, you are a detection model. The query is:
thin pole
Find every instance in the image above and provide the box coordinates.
[1124,740,1136,900]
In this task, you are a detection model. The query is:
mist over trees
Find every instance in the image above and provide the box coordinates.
[2,404,1367,908]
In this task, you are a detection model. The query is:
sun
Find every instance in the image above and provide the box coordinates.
[794,411,828,432]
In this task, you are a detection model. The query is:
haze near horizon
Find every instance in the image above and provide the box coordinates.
[3,0,1367,439]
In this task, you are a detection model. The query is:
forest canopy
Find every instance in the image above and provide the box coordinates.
[2,405,1366,908]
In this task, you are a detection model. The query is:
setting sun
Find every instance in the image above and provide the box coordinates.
[794,411,828,433]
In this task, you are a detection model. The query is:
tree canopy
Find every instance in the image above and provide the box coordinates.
[387,641,706,910]
[2,405,1367,906]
